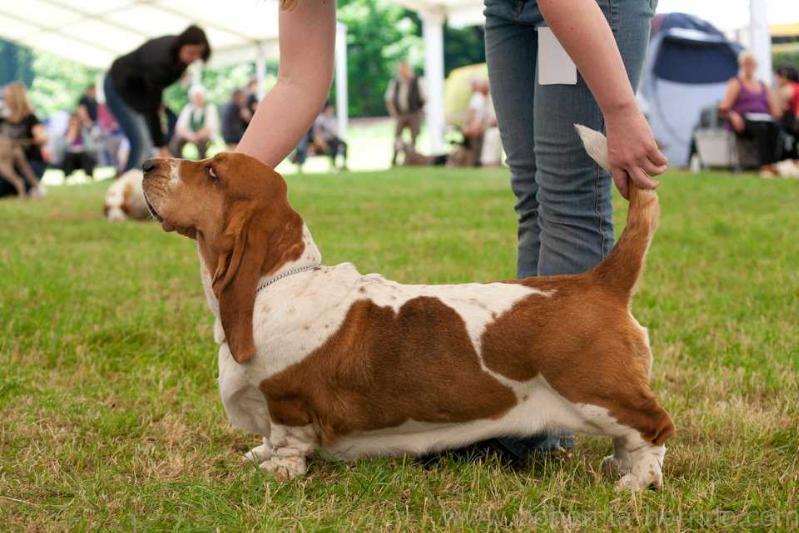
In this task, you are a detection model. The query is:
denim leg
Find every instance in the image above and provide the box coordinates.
[486,0,561,454]
[535,0,655,277]
[485,4,541,278]
[104,75,153,172]
[484,0,655,455]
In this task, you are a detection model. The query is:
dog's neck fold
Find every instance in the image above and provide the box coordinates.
[198,223,322,345]
[259,224,322,287]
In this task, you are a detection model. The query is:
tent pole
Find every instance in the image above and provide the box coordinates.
[335,22,349,140]
[255,41,267,99]
[421,7,446,154]
[95,72,105,103]
[749,0,772,84]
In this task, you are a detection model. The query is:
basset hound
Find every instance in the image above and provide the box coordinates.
[104,169,150,222]
[141,126,674,491]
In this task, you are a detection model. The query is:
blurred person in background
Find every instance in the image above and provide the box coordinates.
[313,101,348,170]
[77,85,98,129]
[385,61,426,166]
[61,113,96,181]
[246,78,260,118]
[170,85,219,159]
[462,77,492,166]
[0,82,47,191]
[720,51,782,168]
[104,25,211,172]
[774,65,799,159]
[96,102,125,172]
[221,88,252,149]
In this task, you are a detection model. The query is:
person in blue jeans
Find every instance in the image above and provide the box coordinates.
[483,0,667,459]
[104,25,211,172]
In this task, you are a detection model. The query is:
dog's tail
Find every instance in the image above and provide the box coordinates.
[575,124,660,298]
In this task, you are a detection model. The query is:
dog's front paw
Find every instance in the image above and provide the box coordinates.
[243,439,273,463]
[259,456,307,480]
[601,454,632,477]
[615,470,662,492]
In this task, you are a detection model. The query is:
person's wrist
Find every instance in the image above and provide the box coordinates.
[601,98,638,122]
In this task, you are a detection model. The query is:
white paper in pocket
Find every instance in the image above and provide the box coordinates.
[537,26,577,85]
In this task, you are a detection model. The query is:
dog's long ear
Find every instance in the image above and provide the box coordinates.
[211,209,267,364]
[206,158,306,364]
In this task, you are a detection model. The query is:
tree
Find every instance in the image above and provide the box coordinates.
[26,52,97,117]
[336,0,423,117]
[335,2,485,118]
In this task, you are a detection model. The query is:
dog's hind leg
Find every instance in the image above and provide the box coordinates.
[573,401,671,491]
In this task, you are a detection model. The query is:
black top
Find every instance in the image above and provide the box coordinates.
[0,114,44,162]
[221,101,248,143]
[109,35,187,147]
[78,95,98,122]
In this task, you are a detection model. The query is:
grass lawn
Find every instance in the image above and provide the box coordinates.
[1,168,797,530]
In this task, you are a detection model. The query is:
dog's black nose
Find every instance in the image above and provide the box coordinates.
[142,159,157,173]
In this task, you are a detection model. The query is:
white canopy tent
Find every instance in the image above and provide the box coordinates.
[0,0,349,137]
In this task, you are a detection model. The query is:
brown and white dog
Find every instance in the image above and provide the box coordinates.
[141,126,674,491]
[104,169,149,222]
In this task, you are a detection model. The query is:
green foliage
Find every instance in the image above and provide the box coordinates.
[773,49,799,72]
[27,52,97,117]
[444,25,486,75]
[162,62,276,114]
[336,0,422,117]
[0,39,96,117]
[336,1,486,118]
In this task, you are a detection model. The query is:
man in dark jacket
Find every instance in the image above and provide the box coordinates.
[385,61,426,166]
[103,25,211,172]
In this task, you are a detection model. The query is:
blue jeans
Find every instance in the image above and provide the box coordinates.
[103,75,153,172]
[484,0,655,453]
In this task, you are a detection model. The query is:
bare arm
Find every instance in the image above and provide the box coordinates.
[538,0,667,198]
[719,78,740,114]
[236,0,336,167]
[766,87,782,118]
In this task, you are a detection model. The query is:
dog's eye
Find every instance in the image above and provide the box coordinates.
[207,166,218,181]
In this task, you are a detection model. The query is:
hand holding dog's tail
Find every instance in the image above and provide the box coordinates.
[576,124,660,297]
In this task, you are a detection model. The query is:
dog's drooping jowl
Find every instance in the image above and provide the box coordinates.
[142,126,674,490]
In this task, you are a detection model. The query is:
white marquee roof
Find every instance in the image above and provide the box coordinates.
[0,0,281,69]
[395,0,483,28]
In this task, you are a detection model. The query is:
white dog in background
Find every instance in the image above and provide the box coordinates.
[104,169,149,222]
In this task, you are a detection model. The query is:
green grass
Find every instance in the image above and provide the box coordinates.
[1,168,797,530]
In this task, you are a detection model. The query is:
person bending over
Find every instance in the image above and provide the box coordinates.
[105,25,211,172]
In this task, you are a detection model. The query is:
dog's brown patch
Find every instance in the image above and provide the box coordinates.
[482,276,674,445]
[261,297,517,446]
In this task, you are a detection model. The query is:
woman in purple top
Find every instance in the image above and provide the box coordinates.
[719,51,781,168]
